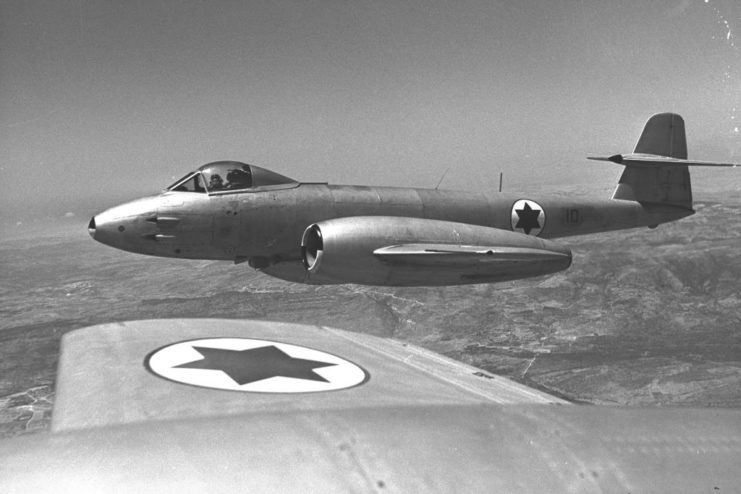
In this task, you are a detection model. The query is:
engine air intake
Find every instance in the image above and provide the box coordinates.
[300,224,324,270]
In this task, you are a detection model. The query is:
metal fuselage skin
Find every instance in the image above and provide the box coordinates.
[91,180,692,269]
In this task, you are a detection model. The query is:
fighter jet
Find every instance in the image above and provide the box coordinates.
[88,113,737,285]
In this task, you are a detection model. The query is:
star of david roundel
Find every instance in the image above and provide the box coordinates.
[146,338,369,393]
[511,199,545,236]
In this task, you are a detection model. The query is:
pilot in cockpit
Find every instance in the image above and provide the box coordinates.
[168,161,296,194]
[208,174,224,191]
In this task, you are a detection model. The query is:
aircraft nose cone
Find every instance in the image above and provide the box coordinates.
[89,196,162,254]
[88,216,96,238]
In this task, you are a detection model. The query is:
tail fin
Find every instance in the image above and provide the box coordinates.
[589,113,737,210]
[634,112,687,159]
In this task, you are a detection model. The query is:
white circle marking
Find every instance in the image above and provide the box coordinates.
[510,199,545,236]
[146,338,369,393]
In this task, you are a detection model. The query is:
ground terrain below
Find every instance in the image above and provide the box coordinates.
[1,200,740,437]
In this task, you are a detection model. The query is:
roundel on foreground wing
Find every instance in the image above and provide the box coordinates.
[146,337,369,393]
[511,199,545,236]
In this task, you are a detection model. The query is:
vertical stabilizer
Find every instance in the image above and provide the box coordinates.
[634,113,687,159]
[613,113,692,209]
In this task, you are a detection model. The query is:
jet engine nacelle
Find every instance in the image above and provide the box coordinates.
[300,216,572,286]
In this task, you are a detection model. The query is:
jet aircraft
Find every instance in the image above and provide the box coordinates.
[89,113,737,285]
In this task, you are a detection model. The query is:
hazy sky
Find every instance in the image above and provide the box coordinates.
[1,0,739,222]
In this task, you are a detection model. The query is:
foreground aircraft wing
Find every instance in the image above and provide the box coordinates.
[1,319,740,493]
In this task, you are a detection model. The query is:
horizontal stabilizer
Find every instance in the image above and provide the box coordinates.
[589,153,739,167]
[373,243,571,266]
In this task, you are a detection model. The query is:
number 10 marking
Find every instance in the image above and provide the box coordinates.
[563,208,580,224]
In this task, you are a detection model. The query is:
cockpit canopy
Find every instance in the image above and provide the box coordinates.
[167,161,298,194]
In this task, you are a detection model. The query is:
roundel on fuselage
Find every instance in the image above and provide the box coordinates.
[510,199,545,236]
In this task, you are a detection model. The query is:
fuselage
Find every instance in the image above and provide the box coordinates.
[90,179,692,264]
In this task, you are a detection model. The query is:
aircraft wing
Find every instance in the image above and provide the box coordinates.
[1,319,740,493]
